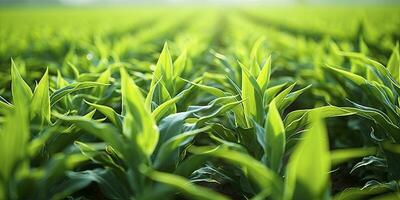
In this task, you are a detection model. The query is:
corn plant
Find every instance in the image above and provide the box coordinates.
[1,6,400,200]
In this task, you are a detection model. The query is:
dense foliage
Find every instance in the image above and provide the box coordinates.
[0,7,400,200]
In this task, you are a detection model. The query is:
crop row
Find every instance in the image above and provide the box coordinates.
[0,7,399,200]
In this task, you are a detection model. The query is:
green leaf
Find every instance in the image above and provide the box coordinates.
[147,80,175,113]
[174,49,187,77]
[145,77,162,110]
[251,189,272,200]
[28,125,59,157]
[74,141,124,172]
[152,85,194,122]
[388,43,400,83]
[183,79,225,97]
[11,59,32,107]
[0,104,30,184]
[359,37,370,55]
[370,192,400,200]
[280,85,311,112]
[265,83,287,106]
[0,98,13,114]
[265,99,285,172]
[154,126,210,170]
[65,169,130,200]
[40,153,90,199]
[339,51,399,88]
[31,68,51,123]
[56,70,68,89]
[249,37,264,76]
[153,42,174,94]
[333,185,391,200]
[85,100,122,128]
[331,147,377,166]
[93,68,111,96]
[196,96,243,126]
[256,55,271,91]
[239,61,264,125]
[66,61,80,78]
[189,145,283,199]
[50,81,106,107]
[53,113,134,166]
[284,106,400,141]
[241,62,258,125]
[143,167,229,200]
[284,114,330,200]
[271,83,296,111]
[120,67,159,157]
[326,65,367,85]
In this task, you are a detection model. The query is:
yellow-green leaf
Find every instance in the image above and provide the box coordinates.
[257,55,271,91]
[265,99,285,172]
[85,100,122,128]
[11,59,32,108]
[154,42,174,93]
[388,43,400,83]
[173,49,187,77]
[120,68,159,157]
[93,68,111,96]
[284,114,330,200]
[31,68,51,123]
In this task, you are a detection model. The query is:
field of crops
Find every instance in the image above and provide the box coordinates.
[1,6,400,200]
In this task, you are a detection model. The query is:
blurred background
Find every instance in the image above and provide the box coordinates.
[1,0,400,6]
